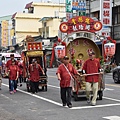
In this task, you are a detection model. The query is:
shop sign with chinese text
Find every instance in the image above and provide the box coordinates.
[100,0,112,26]
[72,0,86,11]
[59,16,102,34]
[27,42,42,51]
[66,0,72,13]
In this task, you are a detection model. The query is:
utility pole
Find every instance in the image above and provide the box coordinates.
[112,0,115,39]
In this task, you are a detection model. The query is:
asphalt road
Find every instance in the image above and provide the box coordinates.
[0,68,120,120]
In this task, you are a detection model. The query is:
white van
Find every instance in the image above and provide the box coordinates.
[0,53,21,63]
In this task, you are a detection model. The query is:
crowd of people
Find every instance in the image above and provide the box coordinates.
[0,52,103,108]
[56,52,103,108]
[0,54,45,95]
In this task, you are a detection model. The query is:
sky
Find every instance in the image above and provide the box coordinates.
[0,0,65,17]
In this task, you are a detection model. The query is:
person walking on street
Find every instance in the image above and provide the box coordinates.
[56,56,79,108]
[28,59,45,94]
[6,54,18,91]
[17,58,23,87]
[82,51,103,106]
[8,60,19,94]
[0,64,2,90]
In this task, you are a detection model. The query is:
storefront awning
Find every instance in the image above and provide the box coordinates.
[39,17,53,22]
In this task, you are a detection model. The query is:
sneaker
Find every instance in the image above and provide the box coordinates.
[68,104,72,108]
[63,103,66,106]
[14,90,16,93]
[20,84,22,87]
[87,97,91,104]
[91,103,96,106]
[10,91,14,94]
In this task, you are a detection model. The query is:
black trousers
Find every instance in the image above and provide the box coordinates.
[17,75,23,83]
[60,87,72,106]
[30,81,39,93]
[9,79,11,90]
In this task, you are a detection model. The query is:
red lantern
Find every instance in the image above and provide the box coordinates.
[104,43,115,56]
[54,45,65,58]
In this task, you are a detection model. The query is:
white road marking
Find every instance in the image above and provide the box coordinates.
[49,75,57,78]
[103,96,120,102]
[1,94,11,99]
[2,83,62,107]
[71,103,120,110]
[106,84,120,88]
[2,83,120,110]
[0,93,18,103]
[104,88,114,91]
[48,84,114,91]
[103,116,120,120]
[48,84,60,89]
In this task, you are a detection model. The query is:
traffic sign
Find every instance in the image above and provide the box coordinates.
[79,11,86,16]
[66,0,72,13]
[66,5,72,12]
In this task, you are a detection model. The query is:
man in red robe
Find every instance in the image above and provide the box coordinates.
[56,56,79,108]
[6,54,18,90]
[17,58,23,87]
[28,59,45,94]
[82,51,103,106]
[8,60,19,94]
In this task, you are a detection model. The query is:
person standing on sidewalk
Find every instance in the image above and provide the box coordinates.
[82,51,103,106]
[56,56,79,108]
[8,60,19,94]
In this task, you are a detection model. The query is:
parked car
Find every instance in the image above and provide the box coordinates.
[112,65,120,83]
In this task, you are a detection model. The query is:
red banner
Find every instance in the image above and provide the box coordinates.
[59,16,102,34]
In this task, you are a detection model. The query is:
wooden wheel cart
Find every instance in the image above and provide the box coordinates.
[72,72,105,101]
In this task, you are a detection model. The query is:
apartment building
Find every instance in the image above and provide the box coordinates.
[12,1,66,44]
[91,0,120,40]
[90,0,120,64]
[0,15,13,48]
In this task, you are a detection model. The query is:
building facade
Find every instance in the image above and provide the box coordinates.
[39,17,62,38]
[12,1,66,44]
[90,0,120,40]
[90,0,120,64]
[0,15,12,48]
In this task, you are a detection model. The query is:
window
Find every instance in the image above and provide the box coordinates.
[112,6,120,25]
[44,22,47,27]
[28,7,34,13]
